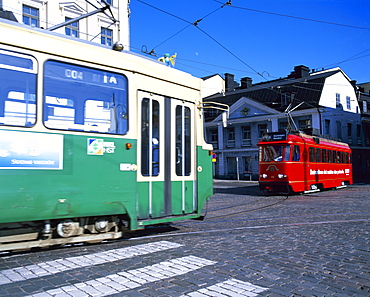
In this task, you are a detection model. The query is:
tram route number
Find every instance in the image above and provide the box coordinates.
[65,69,83,80]
[65,69,118,84]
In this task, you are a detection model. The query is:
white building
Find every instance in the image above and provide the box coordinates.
[202,74,225,98]
[0,0,130,50]
[204,66,363,180]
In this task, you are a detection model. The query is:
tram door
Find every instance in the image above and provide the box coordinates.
[137,91,196,219]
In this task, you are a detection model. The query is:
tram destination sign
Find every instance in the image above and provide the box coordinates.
[262,132,287,142]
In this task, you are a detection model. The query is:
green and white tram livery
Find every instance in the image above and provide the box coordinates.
[0,18,213,251]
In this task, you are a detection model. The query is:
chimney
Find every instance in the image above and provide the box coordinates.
[240,77,252,89]
[288,65,310,79]
[225,73,236,92]
[0,8,18,22]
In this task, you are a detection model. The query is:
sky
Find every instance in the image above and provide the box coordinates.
[128,0,370,85]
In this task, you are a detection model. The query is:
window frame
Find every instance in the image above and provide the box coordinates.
[22,5,39,27]
[0,49,37,128]
[43,60,128,135]
[65,17,79,38]
[101,27,113,46]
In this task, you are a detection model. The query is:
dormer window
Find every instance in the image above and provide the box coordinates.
[336,93,341,107]
[346,96,351,110]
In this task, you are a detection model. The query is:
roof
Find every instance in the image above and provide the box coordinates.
[201,74,223,80]
[204,68,343,113]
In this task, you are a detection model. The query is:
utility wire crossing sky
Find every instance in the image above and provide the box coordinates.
[129,0,370,84]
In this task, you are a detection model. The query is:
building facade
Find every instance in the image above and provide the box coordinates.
[0,0,130,50]
[204,66,368,182]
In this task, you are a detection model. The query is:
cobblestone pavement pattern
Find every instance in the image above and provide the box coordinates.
[0,182,369,296]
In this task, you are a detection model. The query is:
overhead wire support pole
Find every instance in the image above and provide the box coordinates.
[48,8,108,31]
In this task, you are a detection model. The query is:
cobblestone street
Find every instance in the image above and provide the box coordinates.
[0,181,369,296]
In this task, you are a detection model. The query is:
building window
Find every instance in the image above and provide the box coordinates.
[241,126,251,146]
[346,96,351,110]
[210,129,218,142]
[279,121,288,131]
[337,121,342,140]
[226,127,235,147]
[365,126,370,146]
[347,123,352,144]
[258,124,267,138]
[243,157,252,177]
[23,5,39,27]
[281,92,291,106]
[363,101,368,113]
[298,119,310,129]
[324,119,330,135]
[209,129,218,149]
[336,93,341,107]
[65,17,79,38]
[101,27,113,46]
[357,124,362,145]
[226,157,237,177]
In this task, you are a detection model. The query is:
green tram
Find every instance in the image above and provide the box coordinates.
[0,19,213,251]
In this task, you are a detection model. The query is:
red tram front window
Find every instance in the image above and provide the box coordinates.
[292,145,300,161]
[262,145,290,162]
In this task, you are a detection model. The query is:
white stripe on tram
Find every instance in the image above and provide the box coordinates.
[26,256,217,297]
[0,241,183,286]
[181,278,269,297]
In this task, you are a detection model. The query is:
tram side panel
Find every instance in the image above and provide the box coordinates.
[304,143,353,190]
[258,133,353,193]
[0,132,138,228]
[0,21,214,250]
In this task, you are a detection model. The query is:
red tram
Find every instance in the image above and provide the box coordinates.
[258,131,353,194]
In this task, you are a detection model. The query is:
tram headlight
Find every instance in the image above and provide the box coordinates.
[277,174,286,179]
[261,174,268,178]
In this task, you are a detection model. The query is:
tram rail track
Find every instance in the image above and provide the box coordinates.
[132,217,370,241]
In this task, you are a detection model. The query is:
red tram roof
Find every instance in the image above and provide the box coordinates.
[258,131,350,150]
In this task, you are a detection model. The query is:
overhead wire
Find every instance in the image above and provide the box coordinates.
[133,0,366,99]
[135,0,266,79]
[211,0,370,76]
[322,48,370,68]
[212,0,370,31]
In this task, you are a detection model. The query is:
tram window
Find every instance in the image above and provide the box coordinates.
[0,50,37,127]
[43,61,128,134]
[337,152,342,163]
[292,145,300,161]
[316,148,321,162]
[263,145,289,162]
[327,150,332,163]
[309,147,315,162]
[321,149,327,163]
[176,105,191,176]
[141,98,160,176]
[344,152,349,164]
[284,145,291,161]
